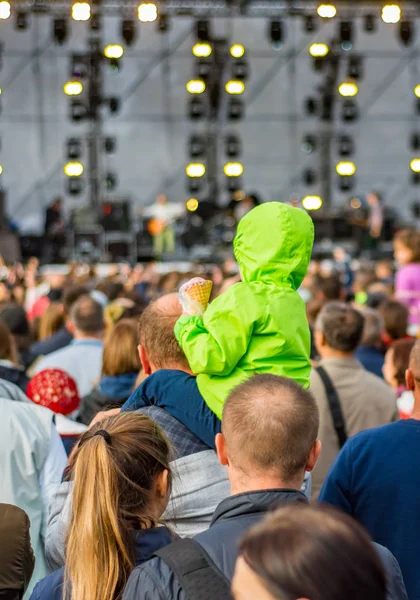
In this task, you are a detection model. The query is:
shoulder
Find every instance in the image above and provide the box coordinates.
[123,557,184,600]
[30,568,65,600]
[349,421,402,447]
[362,371,397,401]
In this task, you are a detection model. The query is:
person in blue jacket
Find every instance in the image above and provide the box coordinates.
[30,412,175,600]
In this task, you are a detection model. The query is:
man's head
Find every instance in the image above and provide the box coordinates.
[378,300,409,341]
[359,307,383,348]
[315,302,365,358]
[137,293,190,375]
[68,295,105,340]
[63,285,90,318]
[216,375,320,493]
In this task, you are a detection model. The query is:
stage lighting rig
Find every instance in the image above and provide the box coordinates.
[339,175,354,192]
[302,195,322,211]
[104,137,116,154]
[109,97,120,114]
[105,172,118,191]
[301,135,317,154]
[64,161,84,177]
[189,97,206,119]
[309,43,329,58]
[193,42,212,58]
[186,163,206,178]
[339,21,353,51]
[72,2,91,22]
[195,59,212,80]
[53,18,68,44]
[305,97,318,116]
[224,162,244,177]
[70,54,90,79]
[232,59,249,80]
[230,44,245,59]
[338,134,354,156]
[138,3,158,23]
[121,19,137,46]
[338,81,358,97]
[382,5,401,24]
[411,134,420,151]
[342,99,359,122]
[226,134,242,158]
[348,56,363,80]
[304,15,317,33]
[303,169,317,185]
[189,134,206,158]
[196,20,211,42]
[227,98,244,120]
[64,81,84,96]
[225,80,245,95]
[364,14,376,33]
[0,1,11,20]
[69,100,88,122]
[186,198,199,212]
[157,13,170,32]
[336,161,356,176]
[269,20,284,50]
[68,178,84,195]
[317,4,336,19]
[15,11,29,30]
[67,138,82,160]
[400,21,414,46]
[186,79,206,94]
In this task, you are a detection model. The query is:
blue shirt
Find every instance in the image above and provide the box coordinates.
[354,346,385,379]
[319,419,420,600]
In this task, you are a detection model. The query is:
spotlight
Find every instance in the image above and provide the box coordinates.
[410,158,420,173]
[302,195,322,210]
[339,175,354,192]
[304,15,317,33]
[186,198,199,212]
[196,60,212,80]
[232,60,249,80]
[0,164,3,175]
[309,43,329,58]
[187,178,202,194]
[189,97,206,119]
[226,134,242,158]
[382,5,401,24]
[364,14,376,33]
[70,54,89,79]
[16,11,29,30]
[227,98,244,120]
[53,18,68,44]
[90,12,101,31]
[196,20,210,42]
[411,134,420,151]
[338,135,355,156]
[301,135,317,154]
[230,44,245,58]
[64,81,84,96]
[186,163,206,178]
[269,20,284,49]
[224,162,244,177]
[413,173,420,185]
[68,178,84,195]
[225,80,245,95]
[107,58,121,73]
[305,97,318,116]
[189,134,206,158]
[104,44,124,59]
[227,178,243,193]
[186,79,206,94]
[138,2,158,23]
[70,100,88,122]
[105,172,118,191]
[303,169,317,185]
[64,161,84,177]
[121,19,137,46]
[338,81,358,97]
[415,85,420,99]
[336,161,356,176]
[157,13,170,33]
[67,138,82,160]
[0,1,10,20]
[192,42,212,58]
[317,4,336,19]
[104,137,117,154]
[400,21,414,46]
[348,56,363,80]
[321,92,334,121]
[340,21,353,44]
[71,2,91,22]
[109,97,120,114]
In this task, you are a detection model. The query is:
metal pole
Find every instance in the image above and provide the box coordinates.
[87,36,103,224]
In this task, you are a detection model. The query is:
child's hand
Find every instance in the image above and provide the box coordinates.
[179,277,213,316]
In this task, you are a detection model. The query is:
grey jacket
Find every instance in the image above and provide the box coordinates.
[122,489,408,600]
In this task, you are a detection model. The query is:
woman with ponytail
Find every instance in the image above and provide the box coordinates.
[30,412,174,600]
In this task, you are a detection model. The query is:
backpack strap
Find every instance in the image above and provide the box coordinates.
[315,366,348,449]
[154,538,232,600]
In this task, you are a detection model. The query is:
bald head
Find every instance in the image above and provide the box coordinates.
[138,293,189,371]
[222,375,319,483]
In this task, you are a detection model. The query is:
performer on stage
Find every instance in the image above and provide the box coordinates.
[143,194,184,257]
[44,197,65,263]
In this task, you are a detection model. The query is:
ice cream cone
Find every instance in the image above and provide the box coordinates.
[180,277,213,315]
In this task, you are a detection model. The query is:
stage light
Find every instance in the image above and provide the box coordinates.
[411,134,420,151]
[68,178,84,195]
[224,162,244,177]
[186,163,206,178]
[109,97,120,114]
[339,176,354,192]
[301,134,317,154]
[53,18,68,44]
[121,19,137,46]
[0,1,10,20]
[90,12,101,31]
[317,4,336,19]
[196,59,212,80]
[104,44,124,59]
[230,44,245,58]
[192,42,212,58]
[227,98,244,120]
[340,21,353,45]
[64,161,84,177]
[157,13,170,32]
[138,3,157,23]
[303,169,317,185]
[104,137,116,154]
[410,158,420,173]
[305,97,318,116]
[400,21,414,46]
[302,195,322,211]
[0,88,2,95]
[338,134,354,156]
[338,81,358,97]
[304,15,317,33]
[189,97,206,119]
[70,100,88,121]
[348,56,363,80]
[225,80,245,95]
[0,165,3,176]
[186,198,199,212]
[226,134,242,158]
[196,20,210,42]
[16,11,29,30]
[414,85,420,98]
[382,5,401,24]
[189,134,206,158]
[269,20,284,49]
[309,43,329,57]
[364,14,376,32]
[232,60,249,80]
[342,99,359,122]
[186,79,206,94]
[72,2,91,22]
[336,161,356,176]
[64,81,83,96]
[105,172,118,191]
[67,138,82,160]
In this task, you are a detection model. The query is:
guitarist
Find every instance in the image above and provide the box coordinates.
[143,194,184,258]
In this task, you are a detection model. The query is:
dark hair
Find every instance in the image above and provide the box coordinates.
[63,286,90,317]
[378,300,409,341]
[316,302,365,352]
[0,503,35,597]
[237,504,386,600]
[394,229,420,263]
[0,321,17,364]
[69,295,104,335]
[0,304,30,336]
[314,275,342,301]
[389,339,415,386]
[359,308,383,347]
[222,375,319,482]
[138,296,189,371]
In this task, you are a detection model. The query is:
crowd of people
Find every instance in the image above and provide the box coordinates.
[1,201,420,600]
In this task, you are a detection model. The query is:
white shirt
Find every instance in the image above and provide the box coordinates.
[143,202,184,225]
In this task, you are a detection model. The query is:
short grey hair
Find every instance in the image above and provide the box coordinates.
[315,302,365,353]
[358,308,383,347]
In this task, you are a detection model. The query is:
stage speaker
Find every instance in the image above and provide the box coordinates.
[100,200,131,232]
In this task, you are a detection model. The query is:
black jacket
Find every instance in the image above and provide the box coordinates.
[77,388,125,426]
[122,489,408,600]
[0,364,29,393]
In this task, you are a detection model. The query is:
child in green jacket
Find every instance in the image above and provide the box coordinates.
[122,202,314,447]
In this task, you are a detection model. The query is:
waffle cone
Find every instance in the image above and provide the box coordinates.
[184,279,213,309]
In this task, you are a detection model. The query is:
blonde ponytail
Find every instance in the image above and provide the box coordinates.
[64,413,172,600]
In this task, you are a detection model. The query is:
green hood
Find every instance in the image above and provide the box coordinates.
[233,202,314,289]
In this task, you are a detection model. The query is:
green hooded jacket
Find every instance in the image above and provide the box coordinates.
[174,202,314,418]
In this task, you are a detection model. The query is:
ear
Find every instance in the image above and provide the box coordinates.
[155,469,169,499]
[215,433,229,467]
[139,345,152,376]
[406,368,415,392]
[314,329,325,352]
[305,440,322,473]
[66,319,75,335]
